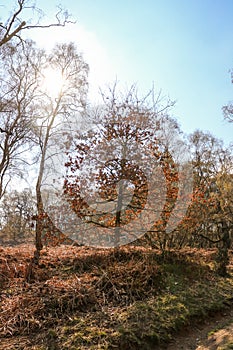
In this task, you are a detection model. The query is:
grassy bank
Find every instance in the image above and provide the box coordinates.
[0,245,232,349]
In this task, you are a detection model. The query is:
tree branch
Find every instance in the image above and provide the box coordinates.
[0,2,75,47]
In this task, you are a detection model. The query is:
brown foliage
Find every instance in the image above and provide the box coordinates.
[0,244,163,337]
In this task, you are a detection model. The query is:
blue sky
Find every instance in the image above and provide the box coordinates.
[4,0,233,144]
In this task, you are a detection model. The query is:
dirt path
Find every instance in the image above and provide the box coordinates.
[165,307,233,350]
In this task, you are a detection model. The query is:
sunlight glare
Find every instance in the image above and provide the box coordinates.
[42,68,65,98]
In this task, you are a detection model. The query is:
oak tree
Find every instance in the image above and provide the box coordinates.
[180,130,233,275]
[63,86,189,248]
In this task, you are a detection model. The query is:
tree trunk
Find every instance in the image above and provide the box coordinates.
[216,221,230,276]
[114,181,124,247]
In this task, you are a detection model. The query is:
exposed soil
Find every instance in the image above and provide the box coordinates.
[165,257,233,350]
[164,307,233,350]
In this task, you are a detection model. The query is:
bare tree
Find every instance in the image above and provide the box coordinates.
[0,40,45,198]
[0,189,36,243]
[32,42,89,262]
[0,0,73,47]
[222,66,233,123]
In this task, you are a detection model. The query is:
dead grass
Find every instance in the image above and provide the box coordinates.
[0,245,232,349]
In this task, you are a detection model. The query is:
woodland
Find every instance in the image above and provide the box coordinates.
[0,1,233,349]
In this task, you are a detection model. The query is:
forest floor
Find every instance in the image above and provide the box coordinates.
[0,244,232,349]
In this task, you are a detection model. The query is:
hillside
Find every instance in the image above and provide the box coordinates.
[0,245,233,349]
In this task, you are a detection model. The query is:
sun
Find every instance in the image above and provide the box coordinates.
[41,68,65,98]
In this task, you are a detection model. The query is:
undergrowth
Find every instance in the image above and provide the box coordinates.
[0,245,232,349]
